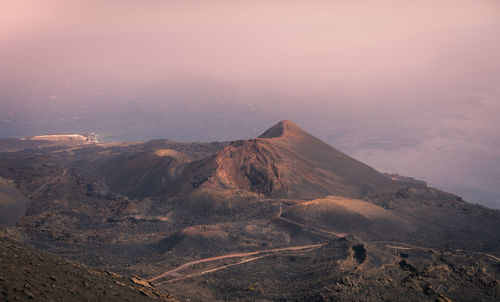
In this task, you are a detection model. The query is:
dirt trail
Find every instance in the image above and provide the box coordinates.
[386,245,413,250]
[149,201,500,285]
[156,256,267,284]
[481,252,500,262]
[274,204,347,238]
[278,216,347,238]
[149,203,344,284]
[149,243,325,283]
[378,242,500,262]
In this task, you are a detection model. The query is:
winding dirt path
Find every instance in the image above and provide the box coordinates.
[386,245,413,250]
[149,202,500,286]
[376,242,500,262]
[481,252,500,262]
[156,256,268,285]
[149,203,349,284]
[148,243,325,283]
[273,204,347,238]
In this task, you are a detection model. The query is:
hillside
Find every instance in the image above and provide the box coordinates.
[0,120,498,301]
[0,232,177,302]
[169,120,390,199]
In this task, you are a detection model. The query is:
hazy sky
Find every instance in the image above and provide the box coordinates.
[1,1,500,208]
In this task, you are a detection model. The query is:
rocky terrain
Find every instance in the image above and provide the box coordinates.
[0,229,177,302]
[0,120,499,301]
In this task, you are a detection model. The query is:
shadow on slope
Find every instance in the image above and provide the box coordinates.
[168,120,390,199]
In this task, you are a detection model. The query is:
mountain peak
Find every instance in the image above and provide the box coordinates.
[258,120,308,139]
[169,119,390,199]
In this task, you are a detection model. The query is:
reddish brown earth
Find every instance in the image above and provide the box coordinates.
[0,120,499,301]
[149,243,326,283]
[169,120,390,199]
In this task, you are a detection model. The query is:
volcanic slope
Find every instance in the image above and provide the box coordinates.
[170,120,390,199]
[1,120,500,301]
[0,234,178,302]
